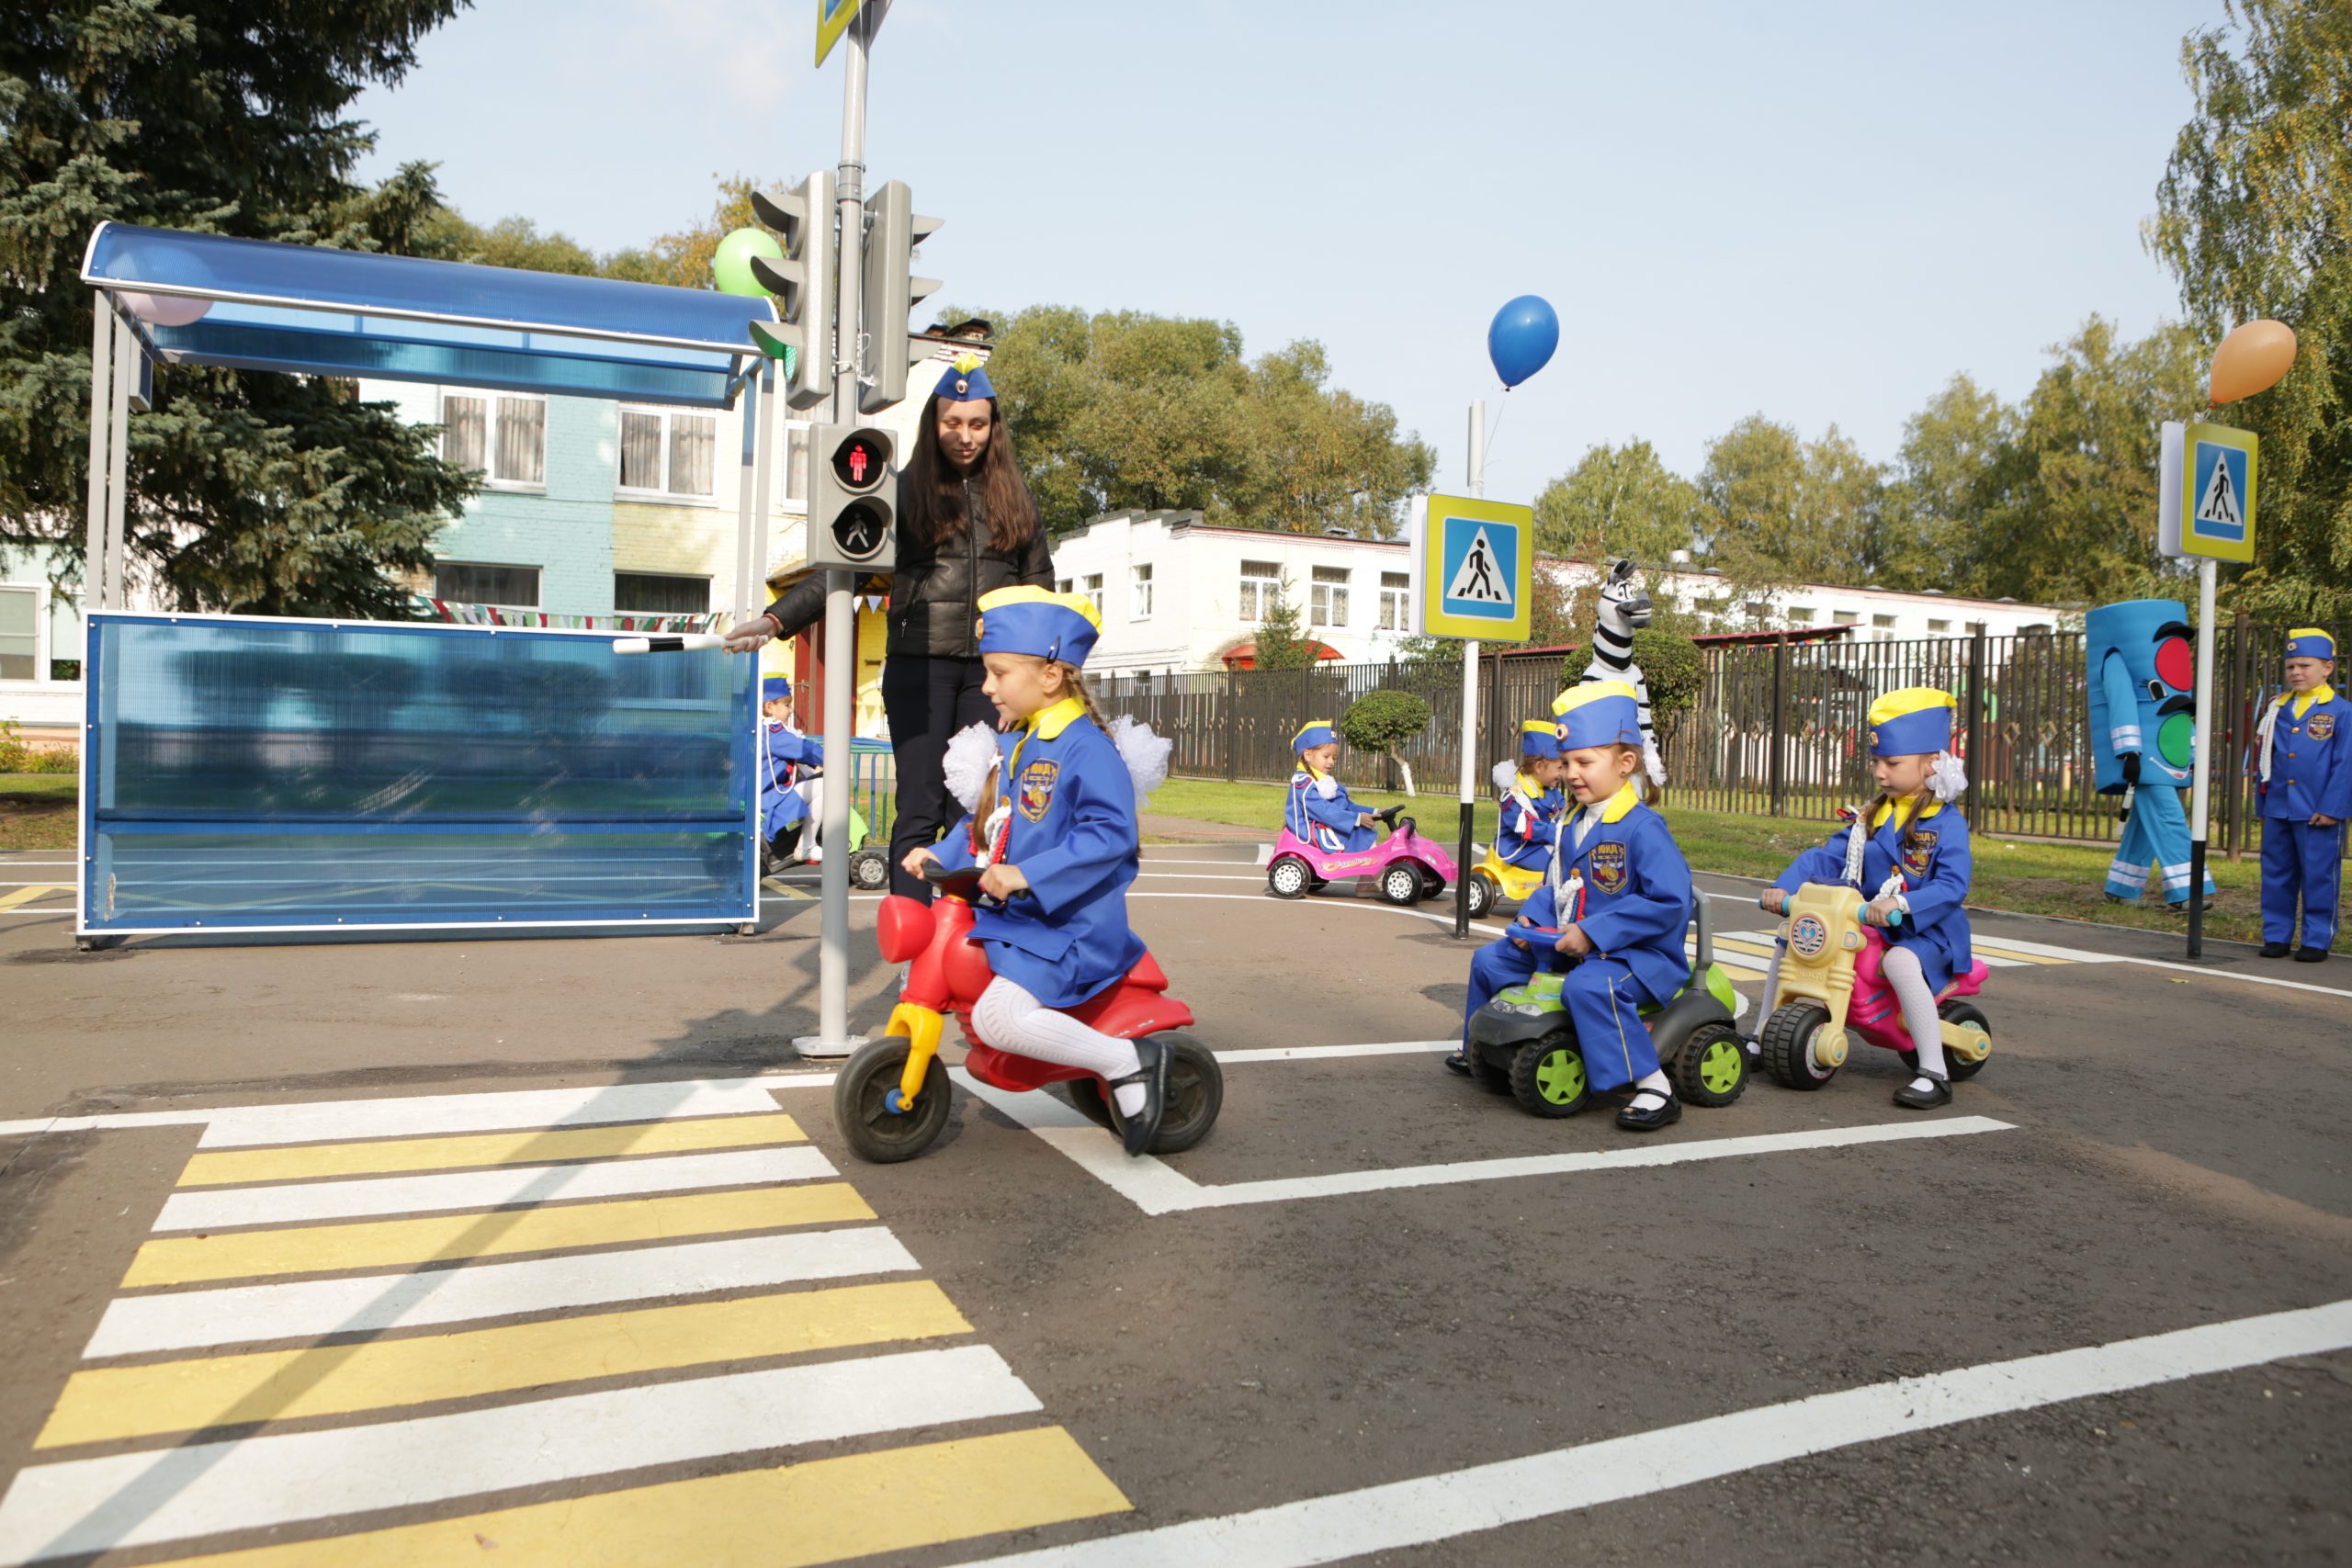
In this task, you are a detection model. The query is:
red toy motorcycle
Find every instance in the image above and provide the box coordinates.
[832,864,1224,1163]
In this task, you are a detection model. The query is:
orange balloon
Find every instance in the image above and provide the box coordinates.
[2210,319,2297,406]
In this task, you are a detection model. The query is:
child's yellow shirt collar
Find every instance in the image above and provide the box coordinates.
[1870,795,1944,830]
[1023,696,1086,740]
[2278,682,2336,717]
[1568,783,1641,828]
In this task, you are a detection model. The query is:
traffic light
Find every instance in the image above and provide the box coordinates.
[746,171,835,410]
[806,423,896,571]
[858,180,943,414]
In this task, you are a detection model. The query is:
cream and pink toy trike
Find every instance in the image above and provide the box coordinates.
[1757,882,1993,1090]
[1264,804,1459,906]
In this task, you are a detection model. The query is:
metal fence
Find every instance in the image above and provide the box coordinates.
[1091,616,2346,852]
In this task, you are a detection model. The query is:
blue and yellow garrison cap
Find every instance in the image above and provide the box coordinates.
[935,353,996,403]
[2285,627,2335,660]
[1293,721,1339,751]
[761,674,792,702]
[1519,717,1563,760]
[1868,686,1958,757]
[976,586,1101,667]
[1553,681,1644,750]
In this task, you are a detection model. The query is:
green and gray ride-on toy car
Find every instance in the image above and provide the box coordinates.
[1462,899,1749,1118]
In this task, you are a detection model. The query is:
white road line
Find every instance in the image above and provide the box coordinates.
[1971,934,2119,963]
[950,1298,2352,1568]
[1216,1042,1455,1064]
[196,1079,787,1149]
[954,1070,2011,1216]
[0,1345,1037,1565]
[85,1228,918,1359]
[1135,872,1271,882]
[1137,857,1261,865]
[2110,954,2352,999]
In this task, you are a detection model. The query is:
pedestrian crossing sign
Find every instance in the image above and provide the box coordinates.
[2178,422,2257,563]
[1419,492,1532,640]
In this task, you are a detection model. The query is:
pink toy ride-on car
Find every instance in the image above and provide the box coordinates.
[1266,804,1459,906]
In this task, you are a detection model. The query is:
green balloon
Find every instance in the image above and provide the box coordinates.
[713,226,784,298]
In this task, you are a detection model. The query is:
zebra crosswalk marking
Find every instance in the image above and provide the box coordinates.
[176,1111,808,1186]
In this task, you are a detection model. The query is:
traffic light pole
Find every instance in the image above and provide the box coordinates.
[1454,399,1484,940]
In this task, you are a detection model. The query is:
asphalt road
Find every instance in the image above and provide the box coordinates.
[0,843,2346,1566]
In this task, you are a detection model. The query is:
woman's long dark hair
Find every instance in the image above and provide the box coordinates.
[899,392,1038,552]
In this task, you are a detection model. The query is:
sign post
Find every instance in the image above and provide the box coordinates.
[2158,418,2258,959]
[1419,403,1533,938]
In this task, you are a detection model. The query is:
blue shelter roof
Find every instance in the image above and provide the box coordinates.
[82,222,778,409]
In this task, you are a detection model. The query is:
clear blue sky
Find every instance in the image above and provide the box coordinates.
[355,0,2224,509]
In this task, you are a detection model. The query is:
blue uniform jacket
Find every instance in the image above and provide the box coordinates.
[2256,684,2352,821]
[937,698,1145,1010]
[761,720,816,836]
[1286,768,1376,853]
[1534,786,1694,1005]
[1774,797,1975,993]
[1497,777,1566,869]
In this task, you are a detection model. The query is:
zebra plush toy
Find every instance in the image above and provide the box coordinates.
[1577,558,1666,787]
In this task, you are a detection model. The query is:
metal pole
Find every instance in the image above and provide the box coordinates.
[808,7,871,1053]
[104,315,135,610]
[1454,399,1484,939]
[84,299,112,615]
[2186,556,2217,957]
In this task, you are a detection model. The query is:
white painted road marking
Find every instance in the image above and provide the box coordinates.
[949,1297,2352,1568]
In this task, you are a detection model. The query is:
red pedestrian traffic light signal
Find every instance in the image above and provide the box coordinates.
[807,423,897,571]
[828,428,891,493]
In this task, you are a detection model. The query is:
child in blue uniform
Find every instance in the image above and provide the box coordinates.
[2254,628,2349,962]
[1756,687,1975,1108]
[759,674,820,860]
[1493,719,1567,873]
[903,587,1171,1153]
[1444,682,1697,1132]
[1286,722,1380,852]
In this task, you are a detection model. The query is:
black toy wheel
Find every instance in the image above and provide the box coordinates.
[1061,1077,1115,1129]
[1464,873,1496,919]
[1760,1000,1839,1090]
[1105,1032,1224,1155]
[1509,1032,1590,1118]
[1938,999,1993,1081]
[1268,855,1312,899]
[1466,1044,1513,1094]
[1378,863,1422,905]
[832,1037,951,1163]
[1416,863,1445,901]
[1671,1022,1748,1107]
[847,846,890,891]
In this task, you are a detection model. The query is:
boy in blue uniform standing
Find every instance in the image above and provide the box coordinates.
[1444,682,1697,1133]
[1286,722,1380,852]
[1493,719,1567,873]
[2254,629,2349,962]
[904,587,1171,1153]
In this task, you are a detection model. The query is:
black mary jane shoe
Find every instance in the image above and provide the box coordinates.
[1442,1051,1473,1077]
[1894,1069,1952,1110]
[2259,942,2292,958]
[2294,946,2330,964]
[1107,1038,1171,1156]
[1615,1089,1681,1133]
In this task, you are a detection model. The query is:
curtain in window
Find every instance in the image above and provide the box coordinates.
[618,411,663,490]
[494,398,547,485]
[441,395,487,473]
[0,586,37,680]
[670,414,716,496]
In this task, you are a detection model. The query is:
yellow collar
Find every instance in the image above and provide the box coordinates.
[1871,795,1943,830]
[1023,696,1086,740]
[1514,771,1546,799]
[1569,783,1641,828]
[2281,682,2335,717]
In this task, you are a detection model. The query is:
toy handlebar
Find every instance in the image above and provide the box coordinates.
[613,633,726,655]
[918,860,1030,901]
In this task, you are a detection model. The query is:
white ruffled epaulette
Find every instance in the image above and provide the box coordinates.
[1929,750,1968,804]
[1491,760,1519,794]
[1312,772,1338,800]
[1642,740,1667,788]
[942,721,1001,814]
[1108,715,1173,805]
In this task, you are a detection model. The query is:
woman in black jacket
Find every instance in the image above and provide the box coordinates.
[726,356,1054,897]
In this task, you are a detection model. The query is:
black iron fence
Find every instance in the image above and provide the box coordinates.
[1091,616,2346,853]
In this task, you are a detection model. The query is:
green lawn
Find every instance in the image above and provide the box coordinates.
[1148,775,2295,948]
[0,773,77,852]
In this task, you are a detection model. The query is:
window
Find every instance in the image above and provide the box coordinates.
[1238,559,1282,621]
[1965,621,1988,637]
[616,406,717,499]
[1131,563,1154,620]
[1056,577,1074,594]
[1871,614,1896,629]
[614,572,711,615]
[1745,600,1770,624]
[1787,606,1816,625]
[1082,573,1104,618]
[0,585,37,681]
[1927,617,1951,635]
[441,391,546,487]
[1377,570,1410,631]
[434,562,540,607]
[1831,610,1860,626]
[1310,566,1351,628]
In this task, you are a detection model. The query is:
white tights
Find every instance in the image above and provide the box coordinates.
[1758,937,1949,1091]
[973,976,1148,1116]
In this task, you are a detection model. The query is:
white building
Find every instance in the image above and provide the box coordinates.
[1046,510,2069,678]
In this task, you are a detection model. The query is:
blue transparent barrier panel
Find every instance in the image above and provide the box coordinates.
[84,616,754,931]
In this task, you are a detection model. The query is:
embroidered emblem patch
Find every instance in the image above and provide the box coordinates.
[1903,829,1939,877]
[1589,840,1628,895]
[1789,911,1830,960]
[2310,715,2336,740]
[1017,759,1058,822]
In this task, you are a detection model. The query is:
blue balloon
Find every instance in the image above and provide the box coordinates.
[1487,295,1560,388]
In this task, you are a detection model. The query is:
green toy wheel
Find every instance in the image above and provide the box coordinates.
[1509,1032,1590,1118]
[1671,1022,1748,1107]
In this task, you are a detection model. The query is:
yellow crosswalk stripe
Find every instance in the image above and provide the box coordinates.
[123,1184,874,1289]
[139,1426,1129,1568]
[39,1280,968,1449]
[176,1113,808,1187]
[0,884,69,911]
[1968,941,2073,965]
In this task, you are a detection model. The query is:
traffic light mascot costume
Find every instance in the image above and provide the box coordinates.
[2086,599,2213,909]
[1491,718,1567,871]
[1442,682,1697,1132]
[2252,628,2349,961]
[917,586,1179,1153]
[1286,722,1380,852]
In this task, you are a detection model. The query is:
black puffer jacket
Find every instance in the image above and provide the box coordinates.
[763,475,1053,659]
